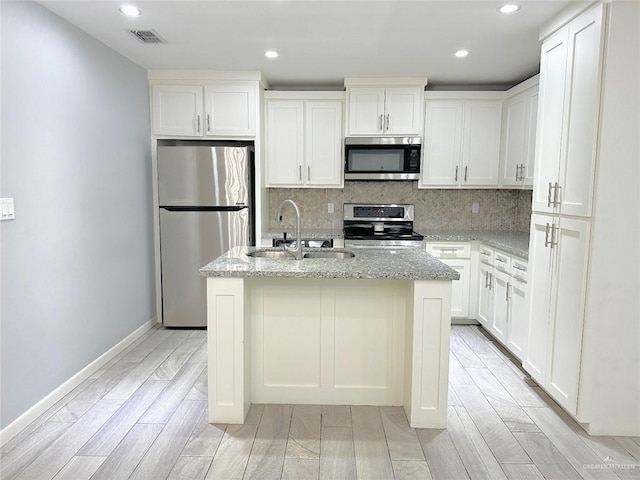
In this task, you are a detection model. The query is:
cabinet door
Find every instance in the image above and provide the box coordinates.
[491,270,510,344]
[265,100,304,186]
[477,264,494,327]
[507,276,529,361]
[204,84,256,136]
[384,87,423,135]
[558,4,604,217]
[420,101,463,187]
[521,89,538,187]
[532,28,569,213]
[524,214,554,384]
[152,85,203,136]
[347,87,386,135]
[462,101,502,186]
[547,217,590,415]
[440,258,470,318]
[305,101,343,187]
[501,92,529,187]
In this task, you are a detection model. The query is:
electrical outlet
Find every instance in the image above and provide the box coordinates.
[328,203,334,214]
[1,198,15,221]
[471,202,480,214]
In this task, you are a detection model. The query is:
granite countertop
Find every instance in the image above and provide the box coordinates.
[262,228,344,240]
[420,230,530,259]
[200,246,460,281]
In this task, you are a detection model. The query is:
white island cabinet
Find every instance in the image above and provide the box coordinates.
[200,247,459,428]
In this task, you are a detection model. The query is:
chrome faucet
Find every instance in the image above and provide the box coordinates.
[275,199,303,260]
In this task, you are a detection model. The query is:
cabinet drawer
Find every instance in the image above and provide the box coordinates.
[479,246,494,266]
[511,257,529,283]
[493,251,511,274]
[426,243,471,259]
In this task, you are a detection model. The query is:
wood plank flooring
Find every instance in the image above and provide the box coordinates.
[2,325,639,480]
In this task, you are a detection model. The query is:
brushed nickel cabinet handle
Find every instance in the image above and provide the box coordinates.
[553,182,561,207]
[489,273,493,290]
[464,165,468,182]
[299,165,302,181]
[196,115,201,133]
[379,114,383,132]
[207,114,211,132]
[506,282,511,301]
[385,114,390,132]
[520,164,525,181]
[550,224,558,248]
[547,182,554,207]
[544,223,551,248]
[455,166,459,182]
[307,166,311,181]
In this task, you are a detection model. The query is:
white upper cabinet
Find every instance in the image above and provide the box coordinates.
[152,83,257,137]
[266,100,305,186]
[305,101,344,186]
[344,79,426,136]
[532,4,605,216]
[203,84,256,136]
[265,93,344,188]
[152,86,204,136]
[421,101,463,187]
[420,97,502,188]
[501,79,539,188]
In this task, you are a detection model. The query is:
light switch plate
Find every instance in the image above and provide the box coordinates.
[328,203,334,214]
[1,198,15,221]
[471,202,480,214]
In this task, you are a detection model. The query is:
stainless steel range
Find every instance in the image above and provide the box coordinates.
[343,204,424,248]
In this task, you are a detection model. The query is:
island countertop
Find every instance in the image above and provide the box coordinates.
[200,246,460,281]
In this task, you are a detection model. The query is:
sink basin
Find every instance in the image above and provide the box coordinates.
[303,251,355,259]
[246,249,295,259]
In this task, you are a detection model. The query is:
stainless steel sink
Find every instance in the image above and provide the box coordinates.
[303,251,355,259]
[246,249,295,259]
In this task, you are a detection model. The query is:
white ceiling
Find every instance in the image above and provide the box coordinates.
[39,0,578,89]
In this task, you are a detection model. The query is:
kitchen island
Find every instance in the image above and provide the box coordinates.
[200,246,459,428]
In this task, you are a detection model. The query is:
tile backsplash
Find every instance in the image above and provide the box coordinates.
[268,183,532,233]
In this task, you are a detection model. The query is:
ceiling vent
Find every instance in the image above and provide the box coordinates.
[128,29,166,44]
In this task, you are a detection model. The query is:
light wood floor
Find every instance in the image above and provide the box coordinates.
[2,325,639,480]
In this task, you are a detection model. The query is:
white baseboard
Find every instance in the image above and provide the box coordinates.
[0,317,157,447]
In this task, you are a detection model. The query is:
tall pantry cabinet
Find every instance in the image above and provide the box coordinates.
[525,1,640,435]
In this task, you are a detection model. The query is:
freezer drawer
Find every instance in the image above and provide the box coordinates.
[159,208,249,327]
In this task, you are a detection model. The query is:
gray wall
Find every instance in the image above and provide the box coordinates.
[1,2,155,429]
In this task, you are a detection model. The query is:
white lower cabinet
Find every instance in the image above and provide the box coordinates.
[525,214,589,415]
[477,261,494,327]
[425,243,471,319]
[490,270,510,344]
[506,274,529,359]
[475,244,530,361]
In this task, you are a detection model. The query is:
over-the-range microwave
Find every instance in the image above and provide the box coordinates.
[344,136,421,181]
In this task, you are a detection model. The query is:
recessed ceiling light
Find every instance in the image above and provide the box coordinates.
[118,5,142,16]
[265,50,279,59]
[498,4,521,14]
[455,50,470,58]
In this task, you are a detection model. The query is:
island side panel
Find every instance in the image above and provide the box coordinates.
[406,279,452,428]
[207,276,250,424]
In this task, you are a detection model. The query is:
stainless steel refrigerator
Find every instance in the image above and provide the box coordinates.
[157,141,254,327]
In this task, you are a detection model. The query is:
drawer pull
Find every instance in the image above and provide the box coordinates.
[513,265,526,272]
